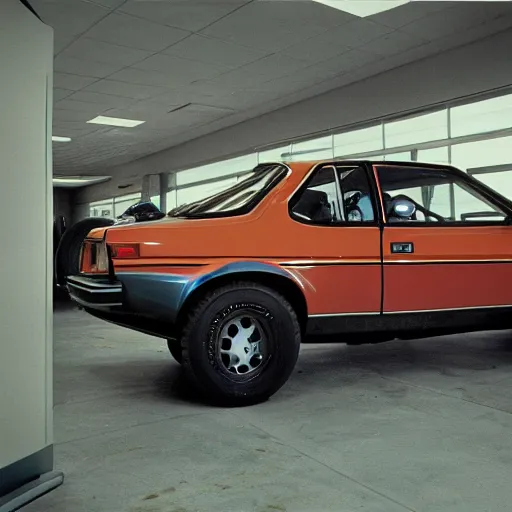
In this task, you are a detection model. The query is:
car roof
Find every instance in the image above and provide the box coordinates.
[280,159,456,179]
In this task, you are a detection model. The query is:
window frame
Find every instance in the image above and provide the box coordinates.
[288,161,381,227]
[374,161,512,227]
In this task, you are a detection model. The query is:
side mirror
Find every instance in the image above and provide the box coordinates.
[391,199,416,219]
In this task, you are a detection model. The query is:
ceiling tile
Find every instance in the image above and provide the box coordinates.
[316,18,394,48]
[199,54,309,90]
[53,72,98,90]
[53,98,110,114]
[53,108,96,122]
[53,88,75,102]
[146,86,219,107]
[119,0,249,32]
[67,91,135,108]
[303,48,380,76]
[54,33,77,55]
[428,13,512,53]
[84,12,190,52]
[362,30,429,57]
[84,79,168,99]
[86,0,126,8]
[59,38,152,67]
[132,53,229,80]
[107,68,186,88]
[53,55,126,78]
[280,39,351,65]
[200,0,355,52]
[370,1,454,29]
[30,0,109,36]
[400,2,512,40]
[163,34,268,68]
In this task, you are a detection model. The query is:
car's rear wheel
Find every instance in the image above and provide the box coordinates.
[166,339,182,364]
[55,217,114,286]
[180,282,301,406]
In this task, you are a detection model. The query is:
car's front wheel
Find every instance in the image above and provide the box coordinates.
[180,282,301,406]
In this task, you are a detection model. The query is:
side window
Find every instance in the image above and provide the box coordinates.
[290,165,375,224]
[377,166,507,223]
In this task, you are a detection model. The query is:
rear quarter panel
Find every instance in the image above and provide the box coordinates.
[107,162,381,316]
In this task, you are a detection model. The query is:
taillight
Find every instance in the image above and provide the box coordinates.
[110,243,140,259]
[95,242,109,272]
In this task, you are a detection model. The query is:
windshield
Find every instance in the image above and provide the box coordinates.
[168,164,287,219]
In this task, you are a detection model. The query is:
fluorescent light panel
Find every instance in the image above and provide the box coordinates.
[52,175,111,187]
[313,0,410,17]
[87,115,145,128]
[52,136,71,142]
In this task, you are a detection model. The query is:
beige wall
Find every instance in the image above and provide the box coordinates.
[0,0,53,470]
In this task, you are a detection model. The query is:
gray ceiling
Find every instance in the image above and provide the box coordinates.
[31,0,512,175]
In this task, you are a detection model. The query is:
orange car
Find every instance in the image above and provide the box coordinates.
[67,160,512,405]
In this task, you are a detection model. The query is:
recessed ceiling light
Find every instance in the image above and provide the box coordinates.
[52,136,72,142]
[313,0,410,17]
[52,175,111,188]
[86,115,145,128]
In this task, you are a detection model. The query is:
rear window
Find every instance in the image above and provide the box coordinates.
[169,164,287,219]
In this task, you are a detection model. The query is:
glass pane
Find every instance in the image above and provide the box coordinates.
[176,177,238,207]
[333,125,383,157]
[418,146,450,165]
[291,166,340,223]
[114,193,140,217]
[177,154,258,186]
[451,136,512,170]
[338,166,375,222]
[166,190,177,211]
[290,165,374,224]
[384,110,448,148]
[384,152,413,161]
[150,195,160,209]
[258,144,291,163]
[377,165,506,223]
[173,167,284,217]
[290,135,333,161]
[450,93,512,138]
[471,170,512,198]
[90,199,114,219]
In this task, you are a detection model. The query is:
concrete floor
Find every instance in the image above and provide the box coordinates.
[26,304,512,512]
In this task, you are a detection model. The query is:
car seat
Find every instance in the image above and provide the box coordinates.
[293,189,333,222]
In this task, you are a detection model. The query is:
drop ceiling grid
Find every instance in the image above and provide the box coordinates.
[27,0,512,173]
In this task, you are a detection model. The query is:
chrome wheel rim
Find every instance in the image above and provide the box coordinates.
[217,312,268,376]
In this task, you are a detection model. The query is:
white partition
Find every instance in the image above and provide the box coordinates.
[0,1,62,509]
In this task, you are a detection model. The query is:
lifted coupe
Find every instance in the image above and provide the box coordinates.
[67,161,512,405]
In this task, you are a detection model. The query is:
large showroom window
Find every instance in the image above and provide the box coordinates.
[88,88,512,216]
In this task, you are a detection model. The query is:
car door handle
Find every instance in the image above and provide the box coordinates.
[391,242,414,254]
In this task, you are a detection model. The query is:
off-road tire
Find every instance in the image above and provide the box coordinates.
[180,281,301,406]
[55,217,114,286]
[167,339,183,364]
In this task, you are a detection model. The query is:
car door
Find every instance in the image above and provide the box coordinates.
[375,163,512,314]
[286,163,382,317]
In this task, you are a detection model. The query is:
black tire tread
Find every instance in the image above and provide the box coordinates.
[167,339,183,364]
[55,217,114,285]
[180,281,301,406]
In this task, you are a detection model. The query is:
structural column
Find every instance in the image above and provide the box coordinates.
[0,1,63,510]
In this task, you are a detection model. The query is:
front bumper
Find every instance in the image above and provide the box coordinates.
[67,275,123,309]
